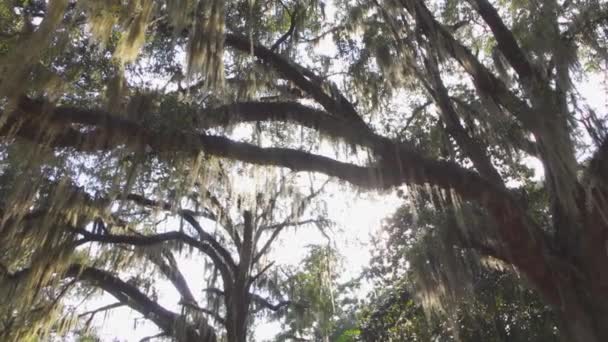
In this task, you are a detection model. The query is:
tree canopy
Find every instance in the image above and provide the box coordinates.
[0,0,607,341]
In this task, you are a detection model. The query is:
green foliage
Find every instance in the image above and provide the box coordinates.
[335,328,360,342]
[360,203,560,341]
[277,245,341,340]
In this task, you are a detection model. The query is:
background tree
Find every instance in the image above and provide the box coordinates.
[271,245,361,342]
[0,158,329,342]
[0,0,607,341]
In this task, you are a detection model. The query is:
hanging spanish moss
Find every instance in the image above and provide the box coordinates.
[114,0,155,64]
[0,0,68,103]
[186,0,226,88]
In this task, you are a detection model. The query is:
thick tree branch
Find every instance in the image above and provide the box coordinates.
[9,97,563,306]
[466,0,542,85]
[225,34,368,127]
[397,0,539,133]
[63,264,217,342]
[422,53,504,185]
[73,227,234,287]
[200,101,379,149]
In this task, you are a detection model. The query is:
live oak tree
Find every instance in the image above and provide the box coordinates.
[0,0,607,341]
[0,161,329,342]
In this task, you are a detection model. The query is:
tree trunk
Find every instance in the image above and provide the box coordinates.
[556,288,608,342]
[225,290,249,342]
[548,217,608,342]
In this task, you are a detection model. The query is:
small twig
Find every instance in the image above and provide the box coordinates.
[139,332,168,342]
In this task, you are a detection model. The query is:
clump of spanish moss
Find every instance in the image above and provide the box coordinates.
[114,0,155,64]
[81,0,121,48]
[186,0,226,88]
[167,0,196,35]
[0,0,68,102]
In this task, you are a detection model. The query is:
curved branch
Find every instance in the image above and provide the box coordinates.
[397,0,538,131]
[249,261,275,286]
[253,219,323,264]
[63,264,217,342]
[200,101,379,149]
[422,54,503,185]
[179,211,238,273]
[466,0,541,84]
[73,228,234,287]
[10,97,562,305]
[225,33,368,127]
[122,193,238,263]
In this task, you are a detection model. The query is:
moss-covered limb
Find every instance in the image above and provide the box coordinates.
[395,0,585,289]
[449,96,540,157]
[465,0,544,86]
[422,54,504,186]
[225,33,368,128]
[400,1,577,189]
[62,264,217,342]
[122,193,237,272]
[397,0,535,127]
[200,101,380,149]
[72,227,234,287]
[11,96,505,197]
[10,96,565,306]
[1,262,214,341]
